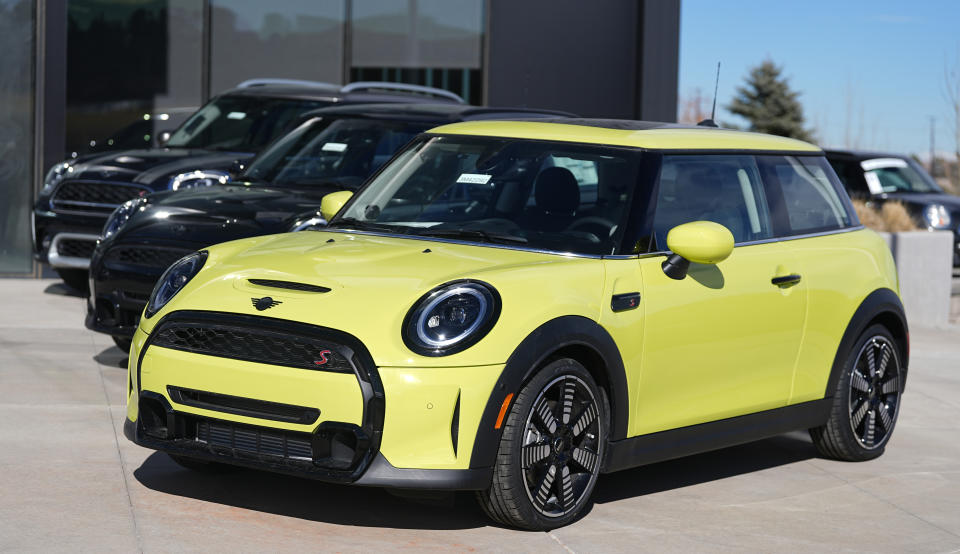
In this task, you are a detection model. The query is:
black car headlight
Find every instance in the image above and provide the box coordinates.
[167,170,230,191]
[102,197,146,238]
[923,204,952,229]
[40,160,76,195]
[145,251,207,318]
[402,281,500,356]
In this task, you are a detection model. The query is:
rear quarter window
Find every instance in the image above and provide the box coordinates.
[759,155,858,236]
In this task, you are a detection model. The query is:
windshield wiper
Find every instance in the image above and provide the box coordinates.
[327,217,399,233]
[416,228,528,245]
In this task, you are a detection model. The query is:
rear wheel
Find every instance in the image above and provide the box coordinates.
[55,268,88,295]
[810,324,903,461]
[477,358,607,530]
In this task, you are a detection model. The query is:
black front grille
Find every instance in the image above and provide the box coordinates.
[57,238,97,258]
[248,279,331,293]
[52,181,148,215]
[105,245,192,270]
[195,417,314,460]
[152,318,355,373]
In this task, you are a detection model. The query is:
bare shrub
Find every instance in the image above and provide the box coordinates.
[880,201,919,232]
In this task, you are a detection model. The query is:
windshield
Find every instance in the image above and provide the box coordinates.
[861,158,941,194]
[333,136,641,256]
[242,117,427,189]
[165,95,328,151]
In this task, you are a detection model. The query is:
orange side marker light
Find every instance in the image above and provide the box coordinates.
[494,393,514,429]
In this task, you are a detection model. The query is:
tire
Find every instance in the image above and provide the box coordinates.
[168,453,237,473]
[112,336,132,352]
[55,268,89,295]
[810,324,903,461]
[476,358,607,530]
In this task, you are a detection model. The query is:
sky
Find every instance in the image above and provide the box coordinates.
[679,0,960,157]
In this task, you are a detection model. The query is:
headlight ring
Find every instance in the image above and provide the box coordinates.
[145,251,207,318]
[168,170,230,191]
[102,197,147,239]
[402,280,500,357]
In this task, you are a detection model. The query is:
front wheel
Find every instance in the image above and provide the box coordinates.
[476,358,607,530]
[810,324,903,461]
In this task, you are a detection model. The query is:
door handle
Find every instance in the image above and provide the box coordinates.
[771,274,802,287]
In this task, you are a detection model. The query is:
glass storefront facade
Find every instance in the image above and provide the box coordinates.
[0,0,36,273]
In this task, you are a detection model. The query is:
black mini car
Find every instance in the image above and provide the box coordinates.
[86,103,574,349]
[825,150,960,265]
[34,80,463,292]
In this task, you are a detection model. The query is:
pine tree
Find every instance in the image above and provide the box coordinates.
[728,60,812,141]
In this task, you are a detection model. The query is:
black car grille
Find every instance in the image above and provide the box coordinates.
[152,317,355,373]
[56,238,97,258]
[195,417,314,460]
[51,181,149,215]
[105,245,193,270]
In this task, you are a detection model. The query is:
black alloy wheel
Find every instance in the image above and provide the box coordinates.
[477,358,607,530]
[848,335,901,449]
[811,324,903,461]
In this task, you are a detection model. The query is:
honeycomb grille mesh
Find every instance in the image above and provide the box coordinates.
[52,181,148,214]
[152,322,354,373]
[105,246,192,270]
[56,238,97,258]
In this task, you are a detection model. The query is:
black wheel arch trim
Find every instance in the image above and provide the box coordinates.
[826,287,909,398]
[468,315,629,470]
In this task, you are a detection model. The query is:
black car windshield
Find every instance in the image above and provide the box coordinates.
[242,117,427,189]
[165,95,328,152]
[861,158,942,194]
[333,136,641,256]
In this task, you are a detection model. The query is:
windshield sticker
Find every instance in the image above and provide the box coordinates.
[456,173,492,185]
[861,158,907,171]
[226,111,247,120]
[322,142,348,152]
[863,172,885,194]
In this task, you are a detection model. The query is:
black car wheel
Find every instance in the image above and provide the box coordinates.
[477,358,607,530]
[55,268,89,295]
[811,324,903,461]
[112,336,132,352]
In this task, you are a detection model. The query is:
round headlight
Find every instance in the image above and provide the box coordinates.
[403,281,500,356]
[102,197,146,238]
[145,251,207,318]
[923,204,952,229]
[168,170,230,191]
[41,161,75,194]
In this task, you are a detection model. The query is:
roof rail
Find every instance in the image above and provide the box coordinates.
[340,81,465,103]
[236,78,340,89]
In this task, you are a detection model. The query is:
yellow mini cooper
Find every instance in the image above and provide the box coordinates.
[125,119,908,530]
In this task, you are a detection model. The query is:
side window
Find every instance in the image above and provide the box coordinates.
[759,156,855,235]
[652,155,772,248]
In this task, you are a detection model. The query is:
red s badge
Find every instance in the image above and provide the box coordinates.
[314,350,332,366]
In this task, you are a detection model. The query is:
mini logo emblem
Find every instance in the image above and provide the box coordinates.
[252,297,282,311]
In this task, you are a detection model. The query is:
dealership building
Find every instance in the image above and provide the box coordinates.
[0,0,679,276]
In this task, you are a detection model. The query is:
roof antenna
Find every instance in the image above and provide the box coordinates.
[697,62,721,128]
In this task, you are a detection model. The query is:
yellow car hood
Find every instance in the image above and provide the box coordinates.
[143,230,604,367]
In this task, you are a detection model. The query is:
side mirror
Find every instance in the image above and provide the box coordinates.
[661,221,734,280]
[320,190,354,221]
[229,158,247,176]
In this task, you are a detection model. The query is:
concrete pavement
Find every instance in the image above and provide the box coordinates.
[1,278,959,552]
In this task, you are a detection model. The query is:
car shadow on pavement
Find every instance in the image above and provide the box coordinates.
[43,282,85,298]
[132,432,816,529]
[132,452,490,530]
[592,431,816,504]
[93,345,128,369]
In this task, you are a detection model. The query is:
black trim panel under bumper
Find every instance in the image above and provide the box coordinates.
[123,417,491,490]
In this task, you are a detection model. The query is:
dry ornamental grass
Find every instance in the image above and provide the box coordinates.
[850,199,919,232]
